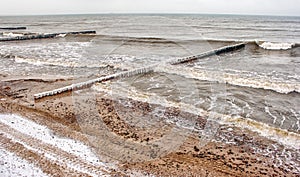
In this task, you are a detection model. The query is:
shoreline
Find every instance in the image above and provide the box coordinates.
[1,75,299,176]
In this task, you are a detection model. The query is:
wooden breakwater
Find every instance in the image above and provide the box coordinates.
[33,43,245,100]
[33,66,156,99]
[0,30,96,42]
[0,27,26,30]
[58,31,96,35]
[169,43,245,65]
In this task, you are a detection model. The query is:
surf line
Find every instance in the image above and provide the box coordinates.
[33,43,245,100]
[0,30,96,42]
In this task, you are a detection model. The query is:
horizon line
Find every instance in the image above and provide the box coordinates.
[0,12,299,18]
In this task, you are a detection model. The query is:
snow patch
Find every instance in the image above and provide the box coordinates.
[0,147,48,177]
[0,114,108,167]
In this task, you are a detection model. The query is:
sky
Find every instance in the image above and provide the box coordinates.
[0,0,299,16]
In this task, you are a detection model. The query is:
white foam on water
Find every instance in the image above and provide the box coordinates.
[222,116,300,149]
[92,81,206,117]
[13,56,78,67]
[290,109,300,131]
[156,65,300,94]
[93,82,300,149]
[0,42,140,69]
[280,113,286,127]
[0,42,91,68]
[265,106,278,124]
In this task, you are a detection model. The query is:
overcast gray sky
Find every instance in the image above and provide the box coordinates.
[1,0,299,16]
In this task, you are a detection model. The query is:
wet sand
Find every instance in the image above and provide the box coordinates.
[0,74,299,176]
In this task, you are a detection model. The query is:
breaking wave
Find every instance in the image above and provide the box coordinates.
[91,82,300,149]
[156,65,300,94]
[72,33,300,50]
[221,116,300,149]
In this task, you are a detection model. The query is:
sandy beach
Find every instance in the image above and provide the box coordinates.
[1,73,299,177]
[1,12,300,177]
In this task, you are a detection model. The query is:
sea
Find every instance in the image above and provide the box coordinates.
[0,14,299,170]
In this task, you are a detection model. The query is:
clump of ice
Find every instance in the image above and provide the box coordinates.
[258,41,295,50]
[2,32,24,37]
[57,33,67,37]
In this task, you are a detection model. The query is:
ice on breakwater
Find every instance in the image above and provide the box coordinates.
[256,41,297,50]
[0,31,96,42]
[169,43,245,64]
[34,43,245,100]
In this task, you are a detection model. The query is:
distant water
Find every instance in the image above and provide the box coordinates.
[0,14,299,149]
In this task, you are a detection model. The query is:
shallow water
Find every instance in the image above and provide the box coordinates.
[0,14,299,151]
